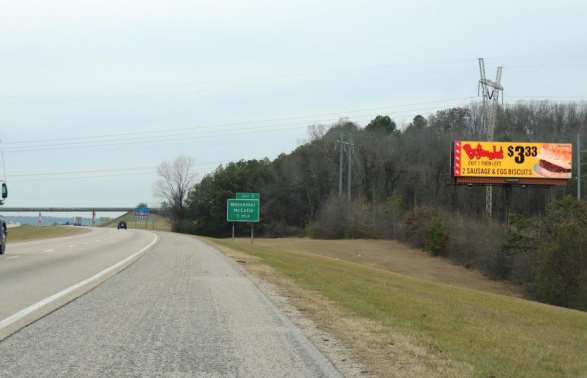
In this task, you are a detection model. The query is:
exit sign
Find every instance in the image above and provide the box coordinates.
[236,192,260,200]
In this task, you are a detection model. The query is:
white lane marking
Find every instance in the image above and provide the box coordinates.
[68,245,75,248]
[6,256,20,260]
[0,233,159,332]
[41,249,54,254]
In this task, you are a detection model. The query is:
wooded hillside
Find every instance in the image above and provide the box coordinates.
[173,101,587,310]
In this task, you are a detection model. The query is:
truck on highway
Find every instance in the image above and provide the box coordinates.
[0,182,9,255]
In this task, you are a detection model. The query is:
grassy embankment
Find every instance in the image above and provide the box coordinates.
[101,212,171,231]
[207,237,587,378]
[7,225,89,243]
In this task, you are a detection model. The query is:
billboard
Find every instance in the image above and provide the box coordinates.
[453,141,572,186]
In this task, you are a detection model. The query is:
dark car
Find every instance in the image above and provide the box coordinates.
[117,221,127,230]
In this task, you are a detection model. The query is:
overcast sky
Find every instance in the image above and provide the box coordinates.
[0,0,586,211]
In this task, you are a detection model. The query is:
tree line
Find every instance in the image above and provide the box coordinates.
[158,101,587,310]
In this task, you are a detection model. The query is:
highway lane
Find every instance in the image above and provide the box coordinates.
[0,227,156,322]
[0,232,341,377]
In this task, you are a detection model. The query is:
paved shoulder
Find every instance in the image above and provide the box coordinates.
[0,232,341,378]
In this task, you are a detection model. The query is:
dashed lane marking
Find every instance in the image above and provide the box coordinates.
[0,233,159,339]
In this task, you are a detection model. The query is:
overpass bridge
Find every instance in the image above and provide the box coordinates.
[0,207,162,225]
[0,208,141,212]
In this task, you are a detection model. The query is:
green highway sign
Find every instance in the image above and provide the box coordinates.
[227,199,260,222]
[236,192,260,200]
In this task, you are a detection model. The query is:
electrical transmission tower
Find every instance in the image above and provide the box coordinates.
[478,57,504,217]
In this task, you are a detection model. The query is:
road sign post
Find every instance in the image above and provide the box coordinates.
[227,193,260,242]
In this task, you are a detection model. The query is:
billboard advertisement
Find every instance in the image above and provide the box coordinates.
[453,141,572,185]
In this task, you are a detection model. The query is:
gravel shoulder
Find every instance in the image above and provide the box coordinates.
[208,238,370,378]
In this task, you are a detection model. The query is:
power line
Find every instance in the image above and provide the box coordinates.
[5,101,479,179]
[4,120,367,153]
[10,171,158,182]
[3,102,476,154]
[507,96,587,100]
[16,94,587,152]
[9,162,225,182]
[10,166,158,178]
[10,160,227,177]
[11,95,583,155]
[3,97,476,147]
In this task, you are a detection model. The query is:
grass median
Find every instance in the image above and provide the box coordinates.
[207,237,587,378]
[7,225,89,243]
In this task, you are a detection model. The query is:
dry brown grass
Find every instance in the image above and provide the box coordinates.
[7,225,89,243]
[246,238,520,297]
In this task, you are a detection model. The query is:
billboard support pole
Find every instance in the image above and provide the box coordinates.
[232,223,235,240]
[250,224,254,244]
[504,184,512,225]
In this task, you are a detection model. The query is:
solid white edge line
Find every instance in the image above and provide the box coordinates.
[0,233,159,331]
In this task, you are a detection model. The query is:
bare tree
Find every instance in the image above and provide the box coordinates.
[155,156,197,230]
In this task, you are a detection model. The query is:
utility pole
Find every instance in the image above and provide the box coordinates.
[347,141,353,202]
[337,138,345,197]
[579,133,582,201]
[337,138,354,201]
[478,57,504,217]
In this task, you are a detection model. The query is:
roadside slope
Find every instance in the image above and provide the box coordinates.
[241,238,520,296]
[208,237,587,378]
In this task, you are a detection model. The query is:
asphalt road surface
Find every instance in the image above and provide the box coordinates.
[0,230,341,377]
[0,227,156,321]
